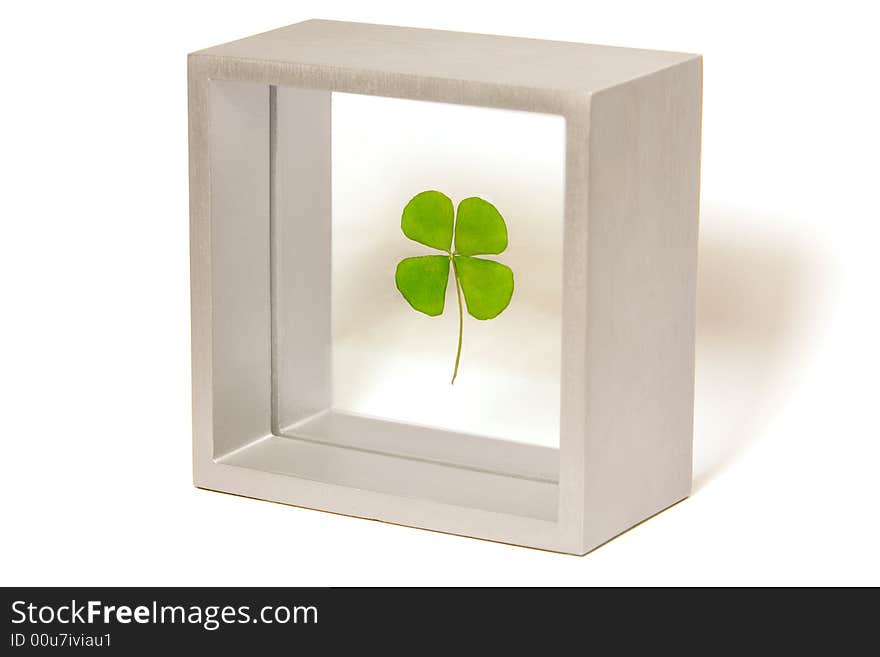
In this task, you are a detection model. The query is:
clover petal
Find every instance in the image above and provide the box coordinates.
[395,255,451,317]
[453,197,508,256]
[401,190,454,251]
[453,255,514,320]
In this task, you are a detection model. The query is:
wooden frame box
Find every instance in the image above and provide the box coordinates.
[188,19,702,554]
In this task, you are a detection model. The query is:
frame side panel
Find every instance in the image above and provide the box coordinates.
[272,86,333,429]
[583,58,702,551]
[208,80,273,457]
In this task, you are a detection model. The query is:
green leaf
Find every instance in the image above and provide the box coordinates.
[453,197,508,256]
[395,191,515,383]
[454,255,514,320]
[401,190,454,251]
[395,255,451,317]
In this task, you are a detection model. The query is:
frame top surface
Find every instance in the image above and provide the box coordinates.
[192,19,698,95]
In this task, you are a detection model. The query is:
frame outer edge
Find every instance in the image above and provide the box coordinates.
[188,54,214,483]
[557,94,592,554]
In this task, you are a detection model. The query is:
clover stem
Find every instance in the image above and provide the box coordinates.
[451,255,463,385]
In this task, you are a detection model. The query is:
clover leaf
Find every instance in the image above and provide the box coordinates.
[395,190,514,384]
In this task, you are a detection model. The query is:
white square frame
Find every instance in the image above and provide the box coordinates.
[188,20,702,554]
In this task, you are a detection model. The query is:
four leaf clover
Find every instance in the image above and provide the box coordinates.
[395,190,514,384]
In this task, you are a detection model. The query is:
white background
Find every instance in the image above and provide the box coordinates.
[1,1,878,586]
